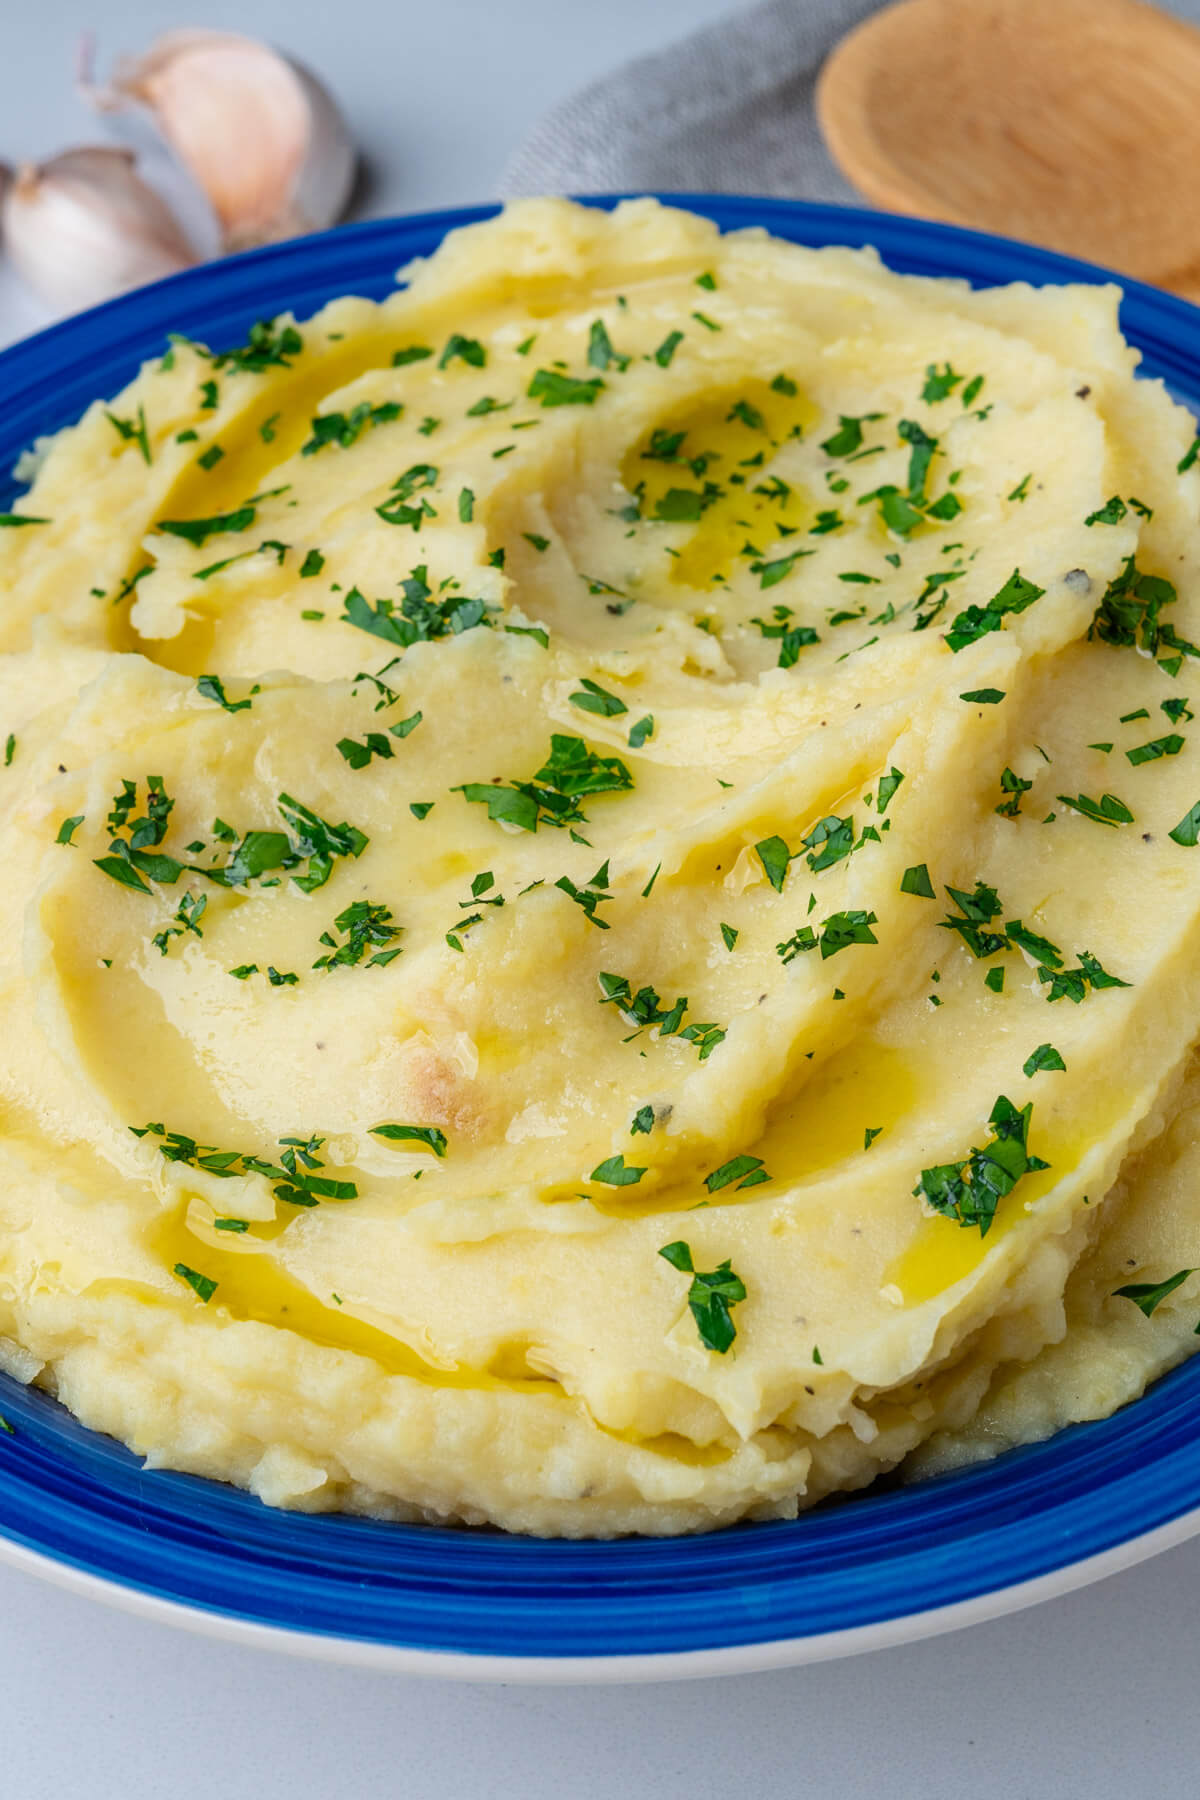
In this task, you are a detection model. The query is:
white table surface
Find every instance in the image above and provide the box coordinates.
[2,3,1198,1792]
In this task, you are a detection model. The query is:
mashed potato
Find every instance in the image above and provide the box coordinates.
[0,196,1199,1535]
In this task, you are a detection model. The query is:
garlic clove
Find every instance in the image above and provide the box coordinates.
[82,30,357,253]
[0,146,195,313]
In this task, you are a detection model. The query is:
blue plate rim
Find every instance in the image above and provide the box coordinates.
[1,193,1199,1679]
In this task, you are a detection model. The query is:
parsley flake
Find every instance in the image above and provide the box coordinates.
[900,864,935,898]
[570,678,627,718]
[704,1154,770,1192]
[174,1264,217,1303]
[528,369,604,407]
[370,1124,448,1156]
[591,1154,645,1186]
[1113,1268,1196,1317]
[1126,734,1185,766]
[657,1242,746,1353]
[914,1095,1048,1237]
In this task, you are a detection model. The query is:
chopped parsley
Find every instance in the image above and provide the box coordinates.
[914,1096,1048,1237]
[341,566,496,649]
[273,795,368,893]
[196,674,252,714]
[598,971,725,1060]
[555,860,613,929]
[202,796,366,896]
[587,320,628,371]
[1055,791,1134,826]
[156,505,256,546]
[1023,1043,1066,1076]
[456,735,633,833]
[105,404,152,464]
[802,814,858,873]
[720,923,739,950]
[900,864,935,898]
[821,415,874,457]
[748,551,816,592]
[1126,733,1185,766]
[728,398,765,431]
[704,1154,770,1192]
[151,891,207,956]
[570,678,627,718]
[300,549,325,578]
[439,334,486,369]
[313,900,403,970]
[1088,558,1182,660]
[1038,949,1129,1004]
[777,908,878,963]
[213,318,302,373]
[370,1123,448,1157]
[1113,1268,1195,1317]
[336,716,419,767]
[591,1154,645,1186]
[750,603,819,665]
[921,363,964,403]
[945,569,1045,652]
[658,1242,745,1353]
[996,767,1033,818]
[1169,801,1200,846]
[527,369,604,407]
[755,835,793,892]
[134,1125,358,1206]
[93,775,184,895]
[940,881,1005,958]
[56,814,84,846]
[301,401,401,455]
[653,331,684,367]
[876,768,904,813]
[174,1263,217,1303]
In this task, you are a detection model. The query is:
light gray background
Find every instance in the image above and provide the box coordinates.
[1,3,1197,1794]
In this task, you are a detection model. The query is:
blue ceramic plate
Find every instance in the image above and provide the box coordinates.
[2,197,1200,1682]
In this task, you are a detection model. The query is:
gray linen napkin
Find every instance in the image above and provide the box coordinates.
[500,0,889,202]
[499,0,1200,204]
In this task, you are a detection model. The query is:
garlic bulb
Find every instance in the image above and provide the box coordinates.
[82,31,357,252]
[0,147,195,312]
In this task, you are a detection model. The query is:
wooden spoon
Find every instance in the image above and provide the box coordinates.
[817,0,1200,302]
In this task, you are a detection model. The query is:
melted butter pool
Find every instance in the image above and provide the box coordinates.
[621,379,817,590]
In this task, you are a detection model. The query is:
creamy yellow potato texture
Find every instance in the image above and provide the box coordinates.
[2,197,1200,1536]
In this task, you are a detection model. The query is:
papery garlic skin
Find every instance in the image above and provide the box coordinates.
[84,30,357,252]
[1,146,194,312]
